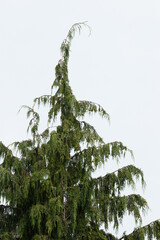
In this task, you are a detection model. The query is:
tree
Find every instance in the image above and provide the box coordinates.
[0,22,160,240]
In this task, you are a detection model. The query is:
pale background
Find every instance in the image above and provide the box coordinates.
[0,0,160,237]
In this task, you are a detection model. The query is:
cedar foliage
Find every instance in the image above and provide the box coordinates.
[0,22,160,240]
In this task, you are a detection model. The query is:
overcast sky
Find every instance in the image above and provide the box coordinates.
[0,0,160,237]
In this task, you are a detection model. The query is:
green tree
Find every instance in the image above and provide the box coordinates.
[0,23,160,240]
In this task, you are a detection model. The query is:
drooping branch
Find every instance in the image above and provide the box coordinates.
[119,219,160,240]
[93,164,145,194]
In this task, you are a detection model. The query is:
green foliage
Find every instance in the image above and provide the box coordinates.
[0,22,160,239]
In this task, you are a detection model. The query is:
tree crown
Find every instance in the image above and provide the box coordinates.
[0,23,160,240]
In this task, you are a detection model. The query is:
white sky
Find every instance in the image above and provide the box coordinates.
[0,0,160,237]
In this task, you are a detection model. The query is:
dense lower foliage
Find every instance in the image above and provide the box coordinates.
[0,23,160,239]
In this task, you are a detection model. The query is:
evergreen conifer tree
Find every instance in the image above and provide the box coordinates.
[1,22,160,240]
